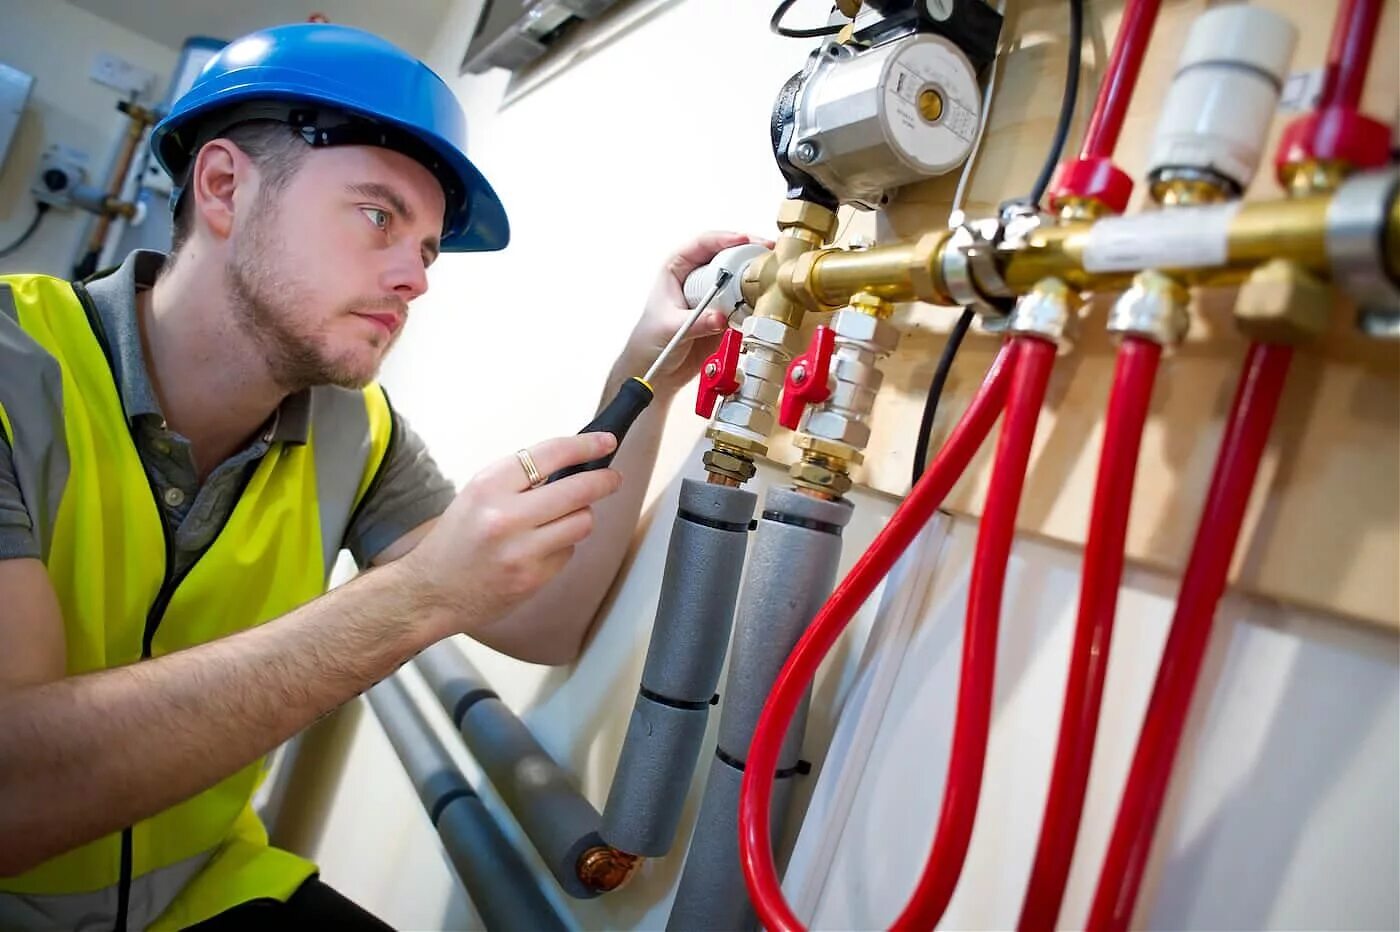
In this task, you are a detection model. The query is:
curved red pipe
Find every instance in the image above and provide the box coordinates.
[1017,337,1162,931]
[1080,0,1162,160]
[893,335,1057,928]
[740,337,1058,931]
[1320,0,1383,111]
[1086,343,1293,931]
[738,341,1018,932]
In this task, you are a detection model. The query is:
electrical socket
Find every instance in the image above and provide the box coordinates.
[90,51,156,98]
[31,145,90,208]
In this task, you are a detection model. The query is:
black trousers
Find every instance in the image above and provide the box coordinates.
[184,876,393,930]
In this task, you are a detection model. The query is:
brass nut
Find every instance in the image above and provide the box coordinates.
[1234,258,1333,344]
[703,447,758,483]
[789,456,853,498]
[831,309,901,354]
[1007,277,1081,351]
[789,249,840,312]
[847,292,894,318]
[805,409,871,449]
[741,251,776,309]
[1280,158,1348,198]
[909,230,952,305]
[776,199,838,240]
[1055,196,1111,222]
[794,433,864,464]
[1150,175,1230,207]
[742,314,798,352]
[1108,270,1190,346]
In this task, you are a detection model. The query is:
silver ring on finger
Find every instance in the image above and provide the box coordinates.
[516,448,547,489]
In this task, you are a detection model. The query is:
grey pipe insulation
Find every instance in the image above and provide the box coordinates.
[668,485,853,931]
[414,642,621,899]
[364,676,568,931]
[601,479,758,857]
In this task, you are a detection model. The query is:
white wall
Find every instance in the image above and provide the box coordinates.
[278,1,1399,928]
[0,0,178,277]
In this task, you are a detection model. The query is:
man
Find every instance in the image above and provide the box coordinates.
[0,22,756,931]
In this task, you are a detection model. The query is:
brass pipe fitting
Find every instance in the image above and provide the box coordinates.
[787,230,955,310]
[1151,175,1232,207]
[1006,277,1081,351]
[751,200,838,329]
[1281,158,1351,199]
[791,450,854,500]
[1233,258,1334,344]
[703,443,758,484]
[577,846,643,893]
[1108,270,1190,347]
[783,190,1355,308]
[705,200,837,478]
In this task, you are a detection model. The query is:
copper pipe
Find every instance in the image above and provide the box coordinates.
[576,846,642,893]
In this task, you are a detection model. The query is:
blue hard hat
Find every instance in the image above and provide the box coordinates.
[150,23,508,252]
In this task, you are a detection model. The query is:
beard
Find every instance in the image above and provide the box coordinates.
[226,197,401,392]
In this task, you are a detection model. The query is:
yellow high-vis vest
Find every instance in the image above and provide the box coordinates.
[0,273,394,930]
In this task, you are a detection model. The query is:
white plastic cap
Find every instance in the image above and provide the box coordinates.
[1175,5,1297,84]
[1148,5,1299,191]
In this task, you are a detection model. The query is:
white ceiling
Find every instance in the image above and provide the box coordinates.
[66,0,454,59]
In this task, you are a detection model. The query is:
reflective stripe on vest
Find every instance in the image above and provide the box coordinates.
[0,275,394,929]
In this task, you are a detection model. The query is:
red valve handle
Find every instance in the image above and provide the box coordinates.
[696,327,743,418]
[779,325,835,430]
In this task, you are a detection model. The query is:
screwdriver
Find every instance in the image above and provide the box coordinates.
[547,269,733,483]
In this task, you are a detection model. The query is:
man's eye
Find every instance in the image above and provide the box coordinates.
[361,207,390,231]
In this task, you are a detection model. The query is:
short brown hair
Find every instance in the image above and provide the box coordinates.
[169,120,308,253]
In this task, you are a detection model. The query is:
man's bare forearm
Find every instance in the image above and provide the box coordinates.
[0,560,451,875]
[471,366,668,664]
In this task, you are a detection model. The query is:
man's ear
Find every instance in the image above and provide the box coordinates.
[189,139,252,242]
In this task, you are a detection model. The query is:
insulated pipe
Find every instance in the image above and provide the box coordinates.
[415,643,617,899]
[738,341,1017,932]
[668,486,853,931]
[1086,343,1293,931]
[365,677,569,932]
[602,479,757,856]
[1018,336,1162,931]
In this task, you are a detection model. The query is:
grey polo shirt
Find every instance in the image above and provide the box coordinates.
[0,249,455,575]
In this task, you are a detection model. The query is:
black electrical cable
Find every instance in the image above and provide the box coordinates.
[771,0,845,39]
[910,0,1083,486]
[0,202,50,261]
[910,306,975,485]
[1027,0,1083,207]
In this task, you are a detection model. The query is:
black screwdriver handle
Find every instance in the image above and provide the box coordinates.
[546,377,655,483]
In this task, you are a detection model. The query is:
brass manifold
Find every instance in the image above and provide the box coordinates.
[708,177,1397,493]
[739,190,1399,315]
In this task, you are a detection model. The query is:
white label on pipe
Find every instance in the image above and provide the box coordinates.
[1083,203,1242,273]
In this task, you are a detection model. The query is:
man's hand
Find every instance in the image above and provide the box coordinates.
[616,231,773,399]
[401,432,622,639]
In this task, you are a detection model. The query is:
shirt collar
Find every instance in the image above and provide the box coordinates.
[82,250,311,446]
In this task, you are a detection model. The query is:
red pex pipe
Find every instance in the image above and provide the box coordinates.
[1017,336,1163,932]
[738,341,1018,932]
[1320,0,1383,110]
[891,335,1057,929]
[1086,343,1293,931]
[1080,0,1162,160]
[740,336,1058,932]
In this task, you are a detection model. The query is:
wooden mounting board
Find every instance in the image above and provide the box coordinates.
[763,0,1400,631]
